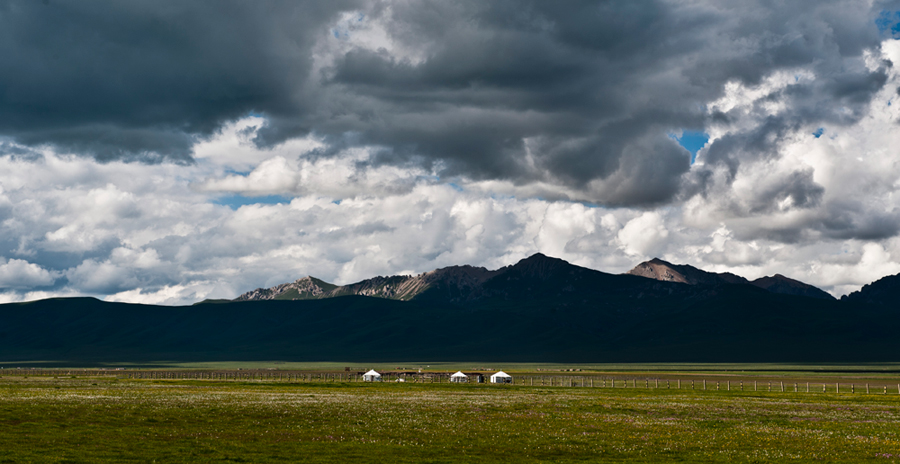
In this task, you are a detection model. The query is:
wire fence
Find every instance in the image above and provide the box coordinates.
[2,368,899,394]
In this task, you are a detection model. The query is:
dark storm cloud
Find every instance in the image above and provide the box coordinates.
[818,200,900,241]
[0,0,893,205]
[0,0,361,162]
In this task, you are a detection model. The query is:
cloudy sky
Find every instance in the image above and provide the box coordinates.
[2,0,900,304]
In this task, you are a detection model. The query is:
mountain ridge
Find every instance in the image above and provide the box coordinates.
[5,253,900,363]
[842,273,900,305]
[626,257,748,286]
[237,253,837,303]
[626,257,835,300]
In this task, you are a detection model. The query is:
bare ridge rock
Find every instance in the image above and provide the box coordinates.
[626,258,748,286]
[237,253,834,304]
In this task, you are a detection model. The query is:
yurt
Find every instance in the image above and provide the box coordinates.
[490,371,512,384]
[450,371,469,383]
[362,369,382,382]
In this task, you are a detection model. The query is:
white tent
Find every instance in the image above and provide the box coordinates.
[363,369,382,382]
[490,371,512,384]
[450,371,469,383]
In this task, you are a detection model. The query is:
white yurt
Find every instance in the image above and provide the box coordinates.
[450,371,469,383]
[490,371,512,384]
[362,369,382,382]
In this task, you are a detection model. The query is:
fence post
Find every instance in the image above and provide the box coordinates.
[678,379,681,389]
[780,382,784,392]
[703,379,706,390]
[866,384,869,394]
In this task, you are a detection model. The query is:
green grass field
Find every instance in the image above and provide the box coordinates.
[2,374,900,463]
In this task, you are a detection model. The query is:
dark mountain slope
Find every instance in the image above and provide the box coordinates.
[1,289,898,363]
[236,253,696,307]
[3,254,898,364]
[628,258,834,300]
[751,274,834,300]
[842,273,900,305]
[236,265,500,303]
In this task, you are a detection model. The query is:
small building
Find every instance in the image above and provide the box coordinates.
[490,371,512,384]
[450,371,468,383]
[363,369,382,382]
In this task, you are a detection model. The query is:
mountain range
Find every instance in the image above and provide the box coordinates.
[234,254,837,303]
[2,253,900,364]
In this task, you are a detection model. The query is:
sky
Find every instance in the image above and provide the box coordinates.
[2,0,900,304]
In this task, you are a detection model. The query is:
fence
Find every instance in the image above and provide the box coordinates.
[2,368,898,394]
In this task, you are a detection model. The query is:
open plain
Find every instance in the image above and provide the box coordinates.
[2,368,900,463]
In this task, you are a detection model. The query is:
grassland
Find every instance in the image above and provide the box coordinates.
[2,374,900,463]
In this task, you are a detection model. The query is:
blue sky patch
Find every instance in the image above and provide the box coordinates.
[876,10,900,37]
[212,194,292,210]
[671,131,709,164]
[813,127,824,138]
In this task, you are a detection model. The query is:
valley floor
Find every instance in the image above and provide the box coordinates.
[1,375,900,462]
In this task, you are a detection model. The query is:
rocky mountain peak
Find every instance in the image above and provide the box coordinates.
[424,264,497,282]
[628,259,834,300]
[504,253,574,279]
[627,258,693,284]
[235,253,835,304]
[627,258,749,286]
[235,275,336,301]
